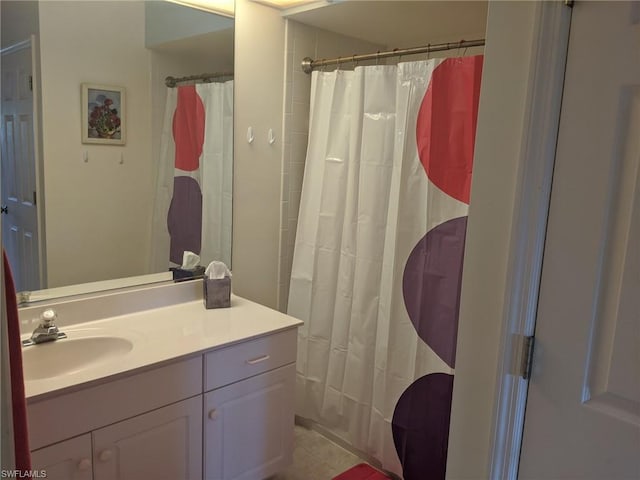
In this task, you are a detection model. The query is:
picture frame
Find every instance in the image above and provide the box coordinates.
[81,83,126,145]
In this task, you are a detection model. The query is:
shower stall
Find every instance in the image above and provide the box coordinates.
[285,23,484,479]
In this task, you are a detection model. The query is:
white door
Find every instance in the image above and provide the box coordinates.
[1,39,41,292]
[204,364,295,480]
[31,434,93,480]
[92,396,202,480]
[518,2,640,478]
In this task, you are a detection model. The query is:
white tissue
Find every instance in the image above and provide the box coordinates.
[181,251,200,271]
[205,261,231,280]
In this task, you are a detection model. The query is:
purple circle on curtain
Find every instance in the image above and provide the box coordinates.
[392,373,454,480]
[402,216,468,368]
[167,176,202,264]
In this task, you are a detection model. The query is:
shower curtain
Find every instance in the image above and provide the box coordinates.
[149,81,233,272]
[288,57,482,479]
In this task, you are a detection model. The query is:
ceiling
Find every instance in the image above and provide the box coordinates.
[149,1,487,62]
[150,27,235,62]
[285,1,488,49]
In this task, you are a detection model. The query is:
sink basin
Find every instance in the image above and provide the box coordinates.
[22,331,134,381]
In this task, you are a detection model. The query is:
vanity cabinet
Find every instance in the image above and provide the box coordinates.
[28,327,299,480]
[203,329,297,480]
[31,398,202,480]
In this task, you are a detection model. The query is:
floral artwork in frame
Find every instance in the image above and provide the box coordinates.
[81,83,125,145]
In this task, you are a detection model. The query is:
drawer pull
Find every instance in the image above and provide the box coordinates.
[77,458,92,471]
[209,409,219,421]
[246,354,270,365]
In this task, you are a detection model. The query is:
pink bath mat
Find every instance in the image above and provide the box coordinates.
[332,463,390,480]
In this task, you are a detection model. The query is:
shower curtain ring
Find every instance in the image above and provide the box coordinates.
[376,51,380,66]
[392,48,401,64]
[336,57,340,71]
[458,40,464,56]
[353,54,357,68]
[321,59,326,72]
[427,44,431,60]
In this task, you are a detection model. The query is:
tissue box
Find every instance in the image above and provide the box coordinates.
[171,266,205,282]
[203,276,231,309]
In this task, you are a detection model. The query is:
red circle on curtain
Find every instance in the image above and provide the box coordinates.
[173,86,205,172]
[416,56,483,205]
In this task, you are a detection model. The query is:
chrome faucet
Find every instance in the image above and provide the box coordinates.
[22,309,67,346]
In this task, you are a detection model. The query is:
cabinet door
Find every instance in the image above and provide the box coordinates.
[93,396,202,480]
[204,364,295,480]
[31,434,93,480]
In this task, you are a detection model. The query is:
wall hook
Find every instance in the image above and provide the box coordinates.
[268,129,276,145]
[247,126,255,144]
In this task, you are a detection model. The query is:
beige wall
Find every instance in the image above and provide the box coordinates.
[232,0,286,309]
[446,2,539,478]
[38,1,153,287]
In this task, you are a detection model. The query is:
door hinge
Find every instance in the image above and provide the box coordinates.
[33,191,36,205]
[565,0,574,7]
[520,335,535,380]
[29,75,33,91]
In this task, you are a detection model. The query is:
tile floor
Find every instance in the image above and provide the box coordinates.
[269,425,364,480]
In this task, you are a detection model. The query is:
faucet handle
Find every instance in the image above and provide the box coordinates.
[40,309,58,327]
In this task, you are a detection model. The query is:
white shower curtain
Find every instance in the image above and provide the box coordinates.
[149,81,233,272]
[288,58,482,478]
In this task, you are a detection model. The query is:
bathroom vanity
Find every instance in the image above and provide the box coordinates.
[19,282,302,480]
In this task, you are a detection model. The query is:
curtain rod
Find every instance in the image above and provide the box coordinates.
[165,72,234,88]
[301,39,485,74]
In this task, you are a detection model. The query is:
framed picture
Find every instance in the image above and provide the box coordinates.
[81,83,126,145]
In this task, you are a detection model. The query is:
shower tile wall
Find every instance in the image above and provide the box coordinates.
[278,20,386,311]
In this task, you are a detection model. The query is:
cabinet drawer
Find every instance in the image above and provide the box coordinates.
[28,356,202,450]
[204,328,296,391]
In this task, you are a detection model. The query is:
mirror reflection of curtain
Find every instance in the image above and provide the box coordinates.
[149,81,233,272]
[288,58,482,478]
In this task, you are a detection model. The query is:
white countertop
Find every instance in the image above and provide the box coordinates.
[22,294,302,401]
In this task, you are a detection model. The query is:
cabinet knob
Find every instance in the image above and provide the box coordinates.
[99,449,113,462]
[77,458,92,471]
[208,409,218,421]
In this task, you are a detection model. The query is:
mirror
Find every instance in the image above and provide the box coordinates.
[0,0,234,303]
